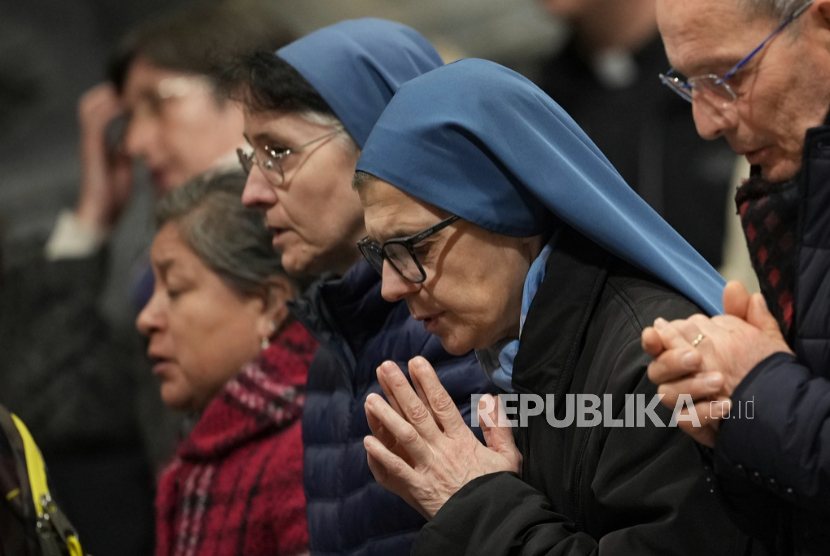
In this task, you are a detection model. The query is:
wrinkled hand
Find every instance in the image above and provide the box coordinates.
[642,281,792,446]
[364,356,521,519]
[76,82,133,231]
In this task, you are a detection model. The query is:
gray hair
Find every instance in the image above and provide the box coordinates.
[739,0,810,21]
[351,170,377,192]
[154,170,293,299]
[300,110,361,158]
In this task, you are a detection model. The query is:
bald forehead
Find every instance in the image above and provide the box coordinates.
[657,0,738,44]
[656,0,763,72]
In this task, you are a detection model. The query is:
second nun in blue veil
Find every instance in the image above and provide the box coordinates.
[221,18,497,556]
[355,59,749,555]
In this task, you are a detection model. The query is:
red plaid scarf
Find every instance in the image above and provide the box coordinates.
[736,167,800,343]
[155,320,317,556]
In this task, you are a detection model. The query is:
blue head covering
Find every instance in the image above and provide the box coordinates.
[356,59,725,315]
[277,18,444,149]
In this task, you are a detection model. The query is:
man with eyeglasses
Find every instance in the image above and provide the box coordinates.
[642,0,830,552]
[219,19,493,556]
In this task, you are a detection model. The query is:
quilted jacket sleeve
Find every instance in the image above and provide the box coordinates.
[0,249,144,452]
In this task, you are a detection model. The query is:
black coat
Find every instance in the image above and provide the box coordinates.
[413,228,750,555]
[707,110,830,555]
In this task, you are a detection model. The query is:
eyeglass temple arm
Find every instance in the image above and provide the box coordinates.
[408,215,460,244]
[719,0,815,83]
[288,128,344,156]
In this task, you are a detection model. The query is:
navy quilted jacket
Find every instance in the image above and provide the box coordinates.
[710,111,830,555]
[289,260,494,556]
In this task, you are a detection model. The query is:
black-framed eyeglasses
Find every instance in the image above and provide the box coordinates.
[357,215,461,284]
[237,127,343,186]
[659,0,814,104]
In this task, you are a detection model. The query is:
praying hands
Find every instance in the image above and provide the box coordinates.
[363,356,522,519]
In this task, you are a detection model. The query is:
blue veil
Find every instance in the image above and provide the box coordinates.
[356,59,725,315]
[277,18,444,149]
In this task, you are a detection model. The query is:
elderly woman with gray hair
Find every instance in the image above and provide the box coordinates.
[136,170,317,556]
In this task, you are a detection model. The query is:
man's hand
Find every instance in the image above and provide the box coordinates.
[364,357,521,519]
[642,281,793,447]
[76,83,133,231]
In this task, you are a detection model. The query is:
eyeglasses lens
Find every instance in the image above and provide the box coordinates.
[237,149,253,175]
[384,243,423,282]
[359,241,385,274]
[688,76,737,102]
[660,74,693,102]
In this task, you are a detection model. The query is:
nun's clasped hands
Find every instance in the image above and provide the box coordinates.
[363,356,521,519]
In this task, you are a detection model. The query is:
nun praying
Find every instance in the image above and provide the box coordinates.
[353,59,752,555]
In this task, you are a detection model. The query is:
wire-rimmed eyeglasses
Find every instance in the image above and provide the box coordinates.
[237,128,344,186]
[659,0,814,104]
[357,215,461,284]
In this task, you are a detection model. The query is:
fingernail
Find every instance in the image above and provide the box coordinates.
[681,350,698,369]
[704,373,723,388]
[380,361,395,376]
[654,318,667,330]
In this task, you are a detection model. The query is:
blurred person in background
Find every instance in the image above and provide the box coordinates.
[138,171,316,556]
[531,0,744,278]
[0,3,293,555]
[83,0,293,312]
[220,18,495,555]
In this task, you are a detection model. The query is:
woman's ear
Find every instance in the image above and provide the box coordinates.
[257,275,296,339]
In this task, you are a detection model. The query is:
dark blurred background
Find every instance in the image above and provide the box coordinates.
[0,0,561,324]
[0,3,747,554]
